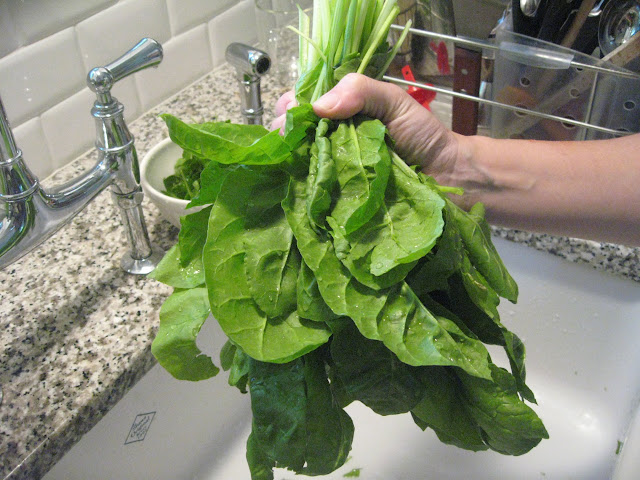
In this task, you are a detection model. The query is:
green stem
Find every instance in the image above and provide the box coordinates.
[288,25,328,65]
[298,7,311,74]
[356,5,399,74]
[375,19,411,80]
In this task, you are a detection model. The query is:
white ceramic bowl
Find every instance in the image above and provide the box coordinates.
[140,137,202,228]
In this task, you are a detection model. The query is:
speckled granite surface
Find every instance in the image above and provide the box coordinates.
[0,63,639,480]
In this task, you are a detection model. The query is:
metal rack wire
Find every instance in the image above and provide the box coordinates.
[384,24,640,138]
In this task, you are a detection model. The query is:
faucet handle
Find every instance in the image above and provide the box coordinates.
[87,38,163,98]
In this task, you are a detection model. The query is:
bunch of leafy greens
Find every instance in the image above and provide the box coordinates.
[162,150,209,200]
[149,0,548,478]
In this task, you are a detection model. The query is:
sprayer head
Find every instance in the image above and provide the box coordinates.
[225,43,271,78]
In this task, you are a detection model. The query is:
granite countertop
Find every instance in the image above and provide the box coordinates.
[1,63,639,480]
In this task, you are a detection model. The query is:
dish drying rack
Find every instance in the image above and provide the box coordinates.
[384,24,640,141]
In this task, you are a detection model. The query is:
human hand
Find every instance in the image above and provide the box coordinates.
[271,73,462,182]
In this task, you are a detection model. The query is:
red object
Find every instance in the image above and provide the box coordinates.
[429,41,451,76]
[401,65,435,110]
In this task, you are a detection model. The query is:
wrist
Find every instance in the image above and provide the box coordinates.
[437,134,493,200]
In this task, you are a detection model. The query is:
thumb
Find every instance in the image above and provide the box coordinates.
[312,73,418,125]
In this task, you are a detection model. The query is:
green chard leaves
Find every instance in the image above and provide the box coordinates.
[149,1,547,479]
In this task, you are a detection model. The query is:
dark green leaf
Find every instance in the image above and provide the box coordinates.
[220,340,236,371]
[457,365,549,456]
[329,322,426,415]
[162,151,209,200]
[448,199,518,302]
[444,257,535,402]
[301,350,354,475]
[248,358,307,470]
[246,432,275,480]
[411,367,488,452]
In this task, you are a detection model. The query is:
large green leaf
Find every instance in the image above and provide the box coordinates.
[148,244,204,289]
[306,118,337,230]
[284,176,492,379]
[151,287,218,381]
[328,155,445,289]
[448,200,519,302]
[457,365,549,456]
[161,104,318,169]
[411,367,488,452]
[329,322,426,415]
[204,167,330,363]
[329,116,390,235]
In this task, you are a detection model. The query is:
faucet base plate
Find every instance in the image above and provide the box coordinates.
[120,244,164,275]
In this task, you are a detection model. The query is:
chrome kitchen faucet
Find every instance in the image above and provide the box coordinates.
[0,38,164,275]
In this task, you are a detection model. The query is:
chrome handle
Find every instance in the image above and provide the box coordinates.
[87,38,163,98]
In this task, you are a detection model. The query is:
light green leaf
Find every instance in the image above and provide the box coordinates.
[306,118,337,230]
[329,116,390,235]
[151,287,218,381]
[148,244,204,289]
[284,176,492,379]
[204,167,330,363]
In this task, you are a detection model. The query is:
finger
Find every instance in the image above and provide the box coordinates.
[312,73,418,125]
[270,113,287,134]
[274,90,296,117]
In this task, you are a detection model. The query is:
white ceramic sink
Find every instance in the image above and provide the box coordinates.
[44,238,640,480]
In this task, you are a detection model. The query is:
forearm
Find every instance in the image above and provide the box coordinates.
[443,133,640,246]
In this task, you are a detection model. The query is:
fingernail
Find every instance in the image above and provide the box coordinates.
[314,91,339,111]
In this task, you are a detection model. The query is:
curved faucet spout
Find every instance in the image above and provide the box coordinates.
[0,157,116,269]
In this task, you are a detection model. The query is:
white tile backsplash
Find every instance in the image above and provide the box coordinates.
[40,88,96,169]
[135,24,212,111]
[208,0,258,67]
[12,117,54,179]
[76,0,172,72]
[0,0,258,176]
[0,28,85,126]
[0,1,22,59]
[7,0,116,45]
[166,0,238,36]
